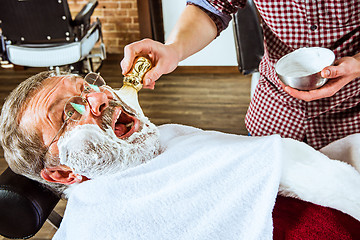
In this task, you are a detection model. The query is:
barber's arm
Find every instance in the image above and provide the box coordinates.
[281,52,360,101]
[121,4,217,89]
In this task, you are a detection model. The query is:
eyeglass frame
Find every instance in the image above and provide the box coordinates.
[43,72,107,156]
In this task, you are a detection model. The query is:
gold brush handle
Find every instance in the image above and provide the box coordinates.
[123,56,152,92]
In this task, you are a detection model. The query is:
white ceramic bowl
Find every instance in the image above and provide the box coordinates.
[275,47,335,90]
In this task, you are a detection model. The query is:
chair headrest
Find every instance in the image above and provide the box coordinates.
[0,0,73,44]
[0,167,60,239]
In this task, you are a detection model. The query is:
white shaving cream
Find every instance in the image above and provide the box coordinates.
[276,47,335,77]
[57,118,160,179]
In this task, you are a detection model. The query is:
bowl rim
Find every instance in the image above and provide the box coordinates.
[275,47,335,78]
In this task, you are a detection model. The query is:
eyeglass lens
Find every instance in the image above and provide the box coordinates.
[64,96,88,121]
[84,72,106,87]
[64,73,106,121]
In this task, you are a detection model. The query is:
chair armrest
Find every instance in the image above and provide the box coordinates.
[73,0,98,26]
[0,167,60,239]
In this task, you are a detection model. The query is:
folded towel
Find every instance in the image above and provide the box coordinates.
[53,124,283,240]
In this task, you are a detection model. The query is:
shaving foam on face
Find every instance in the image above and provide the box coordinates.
[58,57,156,179]
[57,118,160,179]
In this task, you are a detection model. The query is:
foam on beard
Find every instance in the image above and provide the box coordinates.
[57,116,161,180]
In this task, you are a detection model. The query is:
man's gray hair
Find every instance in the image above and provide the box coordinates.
[0,71,69,197]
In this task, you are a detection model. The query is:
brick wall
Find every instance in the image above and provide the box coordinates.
[68,0,140,54]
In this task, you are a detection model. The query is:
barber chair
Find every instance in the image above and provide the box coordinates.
[0,1,360,239]
[0,0,106,74]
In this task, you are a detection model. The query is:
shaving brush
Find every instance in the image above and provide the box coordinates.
[115,57,152,116]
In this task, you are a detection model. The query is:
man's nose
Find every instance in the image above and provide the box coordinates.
[86,92,109,116]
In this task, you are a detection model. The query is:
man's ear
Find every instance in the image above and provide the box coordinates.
[40,165,85,185]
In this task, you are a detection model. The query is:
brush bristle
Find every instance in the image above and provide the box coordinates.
[115,85,144,116]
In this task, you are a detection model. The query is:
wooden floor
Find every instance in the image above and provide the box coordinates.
[0,55,251,239]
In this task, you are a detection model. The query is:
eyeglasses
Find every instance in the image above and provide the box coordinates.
[44,72,106,155]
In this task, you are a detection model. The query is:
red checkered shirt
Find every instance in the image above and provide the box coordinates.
[188,0,360,149]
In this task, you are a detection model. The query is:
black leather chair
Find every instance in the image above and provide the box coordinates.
[233,0,264,75]
[0,0,106,74]
[0,167,61,239]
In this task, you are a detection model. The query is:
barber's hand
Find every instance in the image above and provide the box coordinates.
[281,53,360,101]
[121,38,181,89]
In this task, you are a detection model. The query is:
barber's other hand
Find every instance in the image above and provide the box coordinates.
[121,38,181,89]
[281,53,360,101]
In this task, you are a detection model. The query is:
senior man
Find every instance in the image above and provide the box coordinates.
[1,71,359,239]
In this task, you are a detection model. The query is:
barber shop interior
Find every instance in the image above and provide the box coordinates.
[0,0,359,239]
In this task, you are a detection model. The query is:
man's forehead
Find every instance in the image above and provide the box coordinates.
[18,75,79,144]
[43,74,80,85]
[19,75,79,121]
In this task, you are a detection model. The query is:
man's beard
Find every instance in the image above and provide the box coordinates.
[57,101,161,180]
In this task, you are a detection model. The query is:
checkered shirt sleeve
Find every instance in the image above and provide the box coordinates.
[187,0,246,36]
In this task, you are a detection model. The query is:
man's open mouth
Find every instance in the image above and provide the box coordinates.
[113,107,140,139]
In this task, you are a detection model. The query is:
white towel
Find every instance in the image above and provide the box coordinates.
[53,125,360,240]
[53,124,283,240]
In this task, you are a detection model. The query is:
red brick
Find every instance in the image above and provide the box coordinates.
[67,0,139,54]
[98,2,119,9]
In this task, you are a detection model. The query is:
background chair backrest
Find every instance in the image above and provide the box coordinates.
[233,0,264,75]
[0,0,74,44]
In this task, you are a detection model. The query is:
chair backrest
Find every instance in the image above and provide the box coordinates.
[233,0,264,75]
[0,0,74,44]
[0,167,60,239]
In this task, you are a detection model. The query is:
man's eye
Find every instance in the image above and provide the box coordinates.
[66,110,75,118]
[84,85,91,93]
